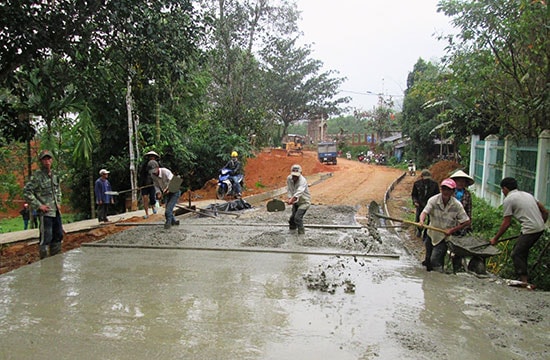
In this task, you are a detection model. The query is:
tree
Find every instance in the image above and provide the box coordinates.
[70,104,99,217]
[401,59,442,166]
[355,95,397,146]
[203,0,300,141]
[437,0,549,138]
[260,37,349,140]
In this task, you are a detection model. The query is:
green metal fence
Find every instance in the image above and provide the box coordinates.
[470,131,549,209]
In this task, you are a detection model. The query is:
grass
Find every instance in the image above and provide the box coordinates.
[0,213,79,234]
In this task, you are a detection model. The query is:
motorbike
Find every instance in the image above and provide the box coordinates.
[407,161,416,176]
[216,168,244,200]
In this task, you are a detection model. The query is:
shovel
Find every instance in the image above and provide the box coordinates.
[469,234,520,251]
[105,184,154,196]
[373,213,447,234]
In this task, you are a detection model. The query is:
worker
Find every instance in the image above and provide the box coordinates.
[419,178,471,272]
[286,164,311,235]
[490,177,548,286]
[23,150,64,259]
[224,151,243,197]
[150,164,181,229]
[94,169,114,223]
[139,150,160,218]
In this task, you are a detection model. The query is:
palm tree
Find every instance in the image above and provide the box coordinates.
[71,104,100,218]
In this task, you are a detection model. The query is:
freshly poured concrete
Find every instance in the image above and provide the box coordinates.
[1,205,548,359]
[1,247,411,359]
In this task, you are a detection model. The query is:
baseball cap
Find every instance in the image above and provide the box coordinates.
[39,150,53,160]
[99,169,110,175]
[290,164,302,176]
[441,178,456,189]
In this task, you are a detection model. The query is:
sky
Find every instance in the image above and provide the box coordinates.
[296,0,456,113]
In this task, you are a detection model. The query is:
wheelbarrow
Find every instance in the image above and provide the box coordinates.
[373,213,517,274]
[446,234,518,274]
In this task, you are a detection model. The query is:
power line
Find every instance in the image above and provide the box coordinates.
[340,89,404,97]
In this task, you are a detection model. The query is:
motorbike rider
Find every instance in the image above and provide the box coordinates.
[224,151,243,197]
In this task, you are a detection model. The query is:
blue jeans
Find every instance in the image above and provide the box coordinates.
[231,175,243,194]
[164,191,181,225]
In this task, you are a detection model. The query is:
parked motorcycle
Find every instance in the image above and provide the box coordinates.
[407,161,416,176]
[216,168,244,199]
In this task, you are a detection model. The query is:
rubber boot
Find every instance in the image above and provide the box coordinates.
[50,242,62,256]
[39,245,49,259]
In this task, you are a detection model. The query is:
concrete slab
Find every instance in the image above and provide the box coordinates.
[0,246,420,359]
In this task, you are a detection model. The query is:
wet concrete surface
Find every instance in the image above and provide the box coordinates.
[1,205,549,359]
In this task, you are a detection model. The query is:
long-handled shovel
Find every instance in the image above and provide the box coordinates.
[105,184,154,196]
[174,204,217,218]
[469,234,520,251]
[373,213,448,234]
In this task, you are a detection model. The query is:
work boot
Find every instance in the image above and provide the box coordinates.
[39,245,49,259]
[50,242,62,256]
[164,222,171,230]
[172,220,180,226]
[298,227,305,235]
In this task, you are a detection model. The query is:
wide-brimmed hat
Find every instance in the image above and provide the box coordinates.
[450,170,474,186]
[144,150,160,158]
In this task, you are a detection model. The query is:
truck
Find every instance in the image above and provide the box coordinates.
[317,142,337,165]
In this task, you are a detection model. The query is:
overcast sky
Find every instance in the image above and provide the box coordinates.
[296,0,455,113]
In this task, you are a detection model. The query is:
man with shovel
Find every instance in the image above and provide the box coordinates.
[150,164,182,229]
[139,151,160,219]
[419,178,471,272]
[287,164,311,235]
[490,177,548,286]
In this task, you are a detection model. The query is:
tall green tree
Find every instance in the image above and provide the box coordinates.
[260,37,349,140]
[401,59,443,166]
[70,104,99,217]
[204,0,300,141]
[437,0,549,138]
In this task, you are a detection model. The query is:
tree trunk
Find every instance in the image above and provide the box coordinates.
[90,168,96,218]
[126,76,137,211]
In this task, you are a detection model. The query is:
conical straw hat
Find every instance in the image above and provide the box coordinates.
[450,170,474,186]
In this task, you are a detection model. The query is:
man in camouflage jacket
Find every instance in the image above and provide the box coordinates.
[24,150,63,259]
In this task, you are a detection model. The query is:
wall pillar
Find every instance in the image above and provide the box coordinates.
[535,130,550,204]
